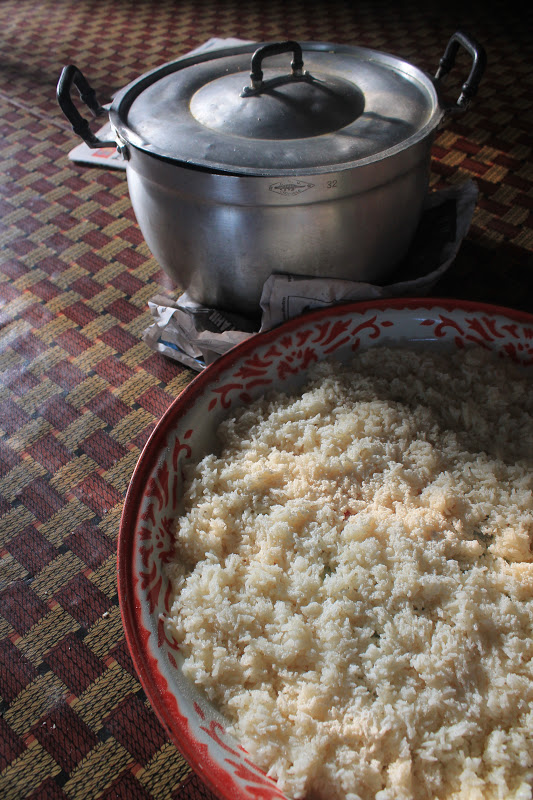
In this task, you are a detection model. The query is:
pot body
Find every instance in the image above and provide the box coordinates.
[125,136,433,316]
[58,35,487,316]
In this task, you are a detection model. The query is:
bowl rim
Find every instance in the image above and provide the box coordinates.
[117,295,533,795]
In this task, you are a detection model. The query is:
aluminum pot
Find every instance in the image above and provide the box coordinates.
[57,35,485,316]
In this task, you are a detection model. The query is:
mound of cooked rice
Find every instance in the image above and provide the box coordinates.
[165,345,533,800]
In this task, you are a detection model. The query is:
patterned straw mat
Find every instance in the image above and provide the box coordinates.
[0,1,532,800]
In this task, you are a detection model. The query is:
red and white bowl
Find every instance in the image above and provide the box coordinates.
[118,298,533,800]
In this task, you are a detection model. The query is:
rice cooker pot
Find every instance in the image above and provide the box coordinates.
[57,34,485,316]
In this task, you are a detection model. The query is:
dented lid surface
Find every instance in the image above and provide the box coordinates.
[110,40,442,176]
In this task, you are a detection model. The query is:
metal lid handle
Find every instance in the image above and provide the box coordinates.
[244,41,305,94]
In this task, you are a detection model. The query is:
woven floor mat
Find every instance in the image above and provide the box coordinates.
[0,1,532,799]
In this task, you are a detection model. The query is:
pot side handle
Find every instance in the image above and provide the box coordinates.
[57,65,116,149]
[435,31,487,112]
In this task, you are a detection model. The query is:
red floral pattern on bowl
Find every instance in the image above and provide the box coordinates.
[118,298,533,800]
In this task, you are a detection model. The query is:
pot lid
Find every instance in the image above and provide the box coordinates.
[110,40,442,176]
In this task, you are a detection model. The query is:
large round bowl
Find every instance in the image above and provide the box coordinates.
[118,298,533,800]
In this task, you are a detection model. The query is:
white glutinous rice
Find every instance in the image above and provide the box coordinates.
[165,345,533,800]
